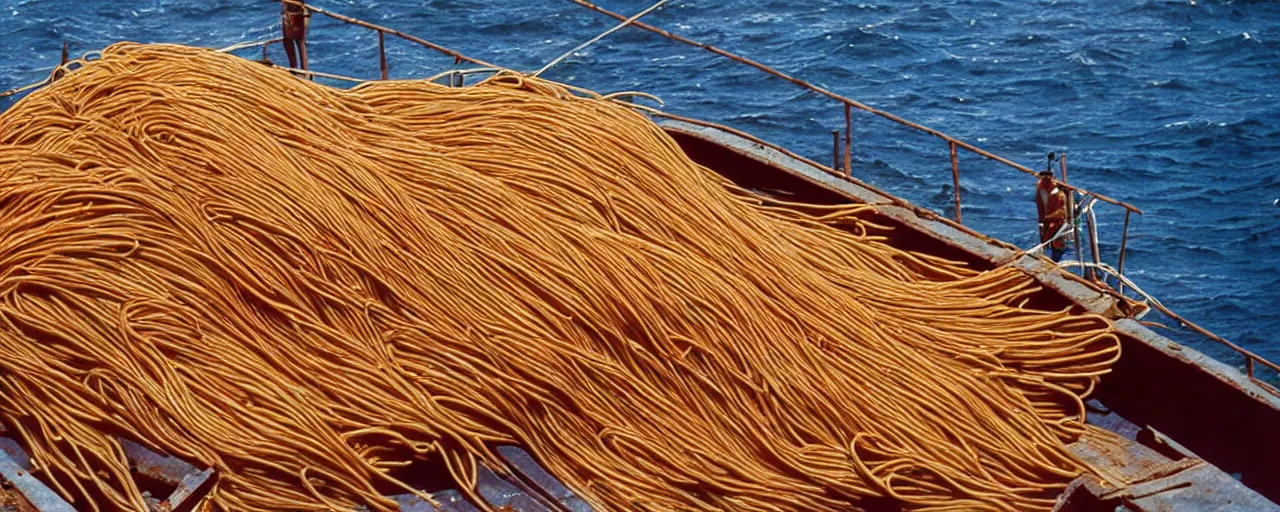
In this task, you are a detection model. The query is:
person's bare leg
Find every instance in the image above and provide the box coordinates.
[298,39,308,71]
[283,39,298,69]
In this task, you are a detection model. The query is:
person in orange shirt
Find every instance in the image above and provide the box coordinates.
[1036,168,1069,262]
[281,0,310,70]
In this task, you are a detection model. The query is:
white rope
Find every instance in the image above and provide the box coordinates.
[0,79,50,99]
[1022,197,1097,256]
[1057,261,1159,320]
[532,0,670,78]
[275,65,367,84]
[602,90,665,106]
[424,67,504,84]
[218,38,283,53]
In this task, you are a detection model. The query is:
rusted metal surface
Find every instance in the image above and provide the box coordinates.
[1119,461,1276,511]
[0,439,75,512]
[1110,318,1280,409]
[121,439,197,486]
[474,463,556,512]
[394,490,481,512]
[1139,300,1280,392]
[389,458,570,512]
[1055,462,1278,512]
[1052,476,1111,512]
[1071,422,1171,483]
[1084,400,1144,442]
[1066,428,1278,511]
[163,468,213,512]
[1013,255,1121,315]
[119,439,214,512]
[496,447,591,512]
[1099,319,1280,502]
[1138,426,1200,461]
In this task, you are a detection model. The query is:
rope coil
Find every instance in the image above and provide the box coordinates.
[0,43,1122,512]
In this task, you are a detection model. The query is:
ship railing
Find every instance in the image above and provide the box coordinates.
[4,1,1276,392]
[555,2,1146,277]
[278,0,1280,393]
[552,2,1280,392]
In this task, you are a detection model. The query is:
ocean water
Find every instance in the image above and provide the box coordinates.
[2,0,1278,375]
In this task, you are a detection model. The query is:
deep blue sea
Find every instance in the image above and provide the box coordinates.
[2,0,1278,377]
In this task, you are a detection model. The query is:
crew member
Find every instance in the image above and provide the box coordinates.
[1036,168,1069,262]
[281,0,310,70]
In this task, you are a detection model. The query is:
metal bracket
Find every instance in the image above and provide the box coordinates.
[390,447,591,512]
[0,438,75,512]
[119,439,215,512]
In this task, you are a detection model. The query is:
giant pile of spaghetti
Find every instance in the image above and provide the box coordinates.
[0,43,1119,511]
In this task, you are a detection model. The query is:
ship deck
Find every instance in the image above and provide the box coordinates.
[661,118,1280,512]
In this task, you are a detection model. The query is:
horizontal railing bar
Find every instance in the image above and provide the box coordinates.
[285,0,507,72]
[564,0,1143,215]
[644,110,1039,256]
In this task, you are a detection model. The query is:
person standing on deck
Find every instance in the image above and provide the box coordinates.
[1036,169,1069,262]
[281,0,310,70]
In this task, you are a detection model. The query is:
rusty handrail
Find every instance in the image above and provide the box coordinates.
[1153,301,1280,379]
[564,0,1143,216]
[284,0,506,71]
[644,110,1042,256]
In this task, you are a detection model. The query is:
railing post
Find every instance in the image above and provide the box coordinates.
[452,71,464,88]
[949,141,962,224]
[1086,203,1103,283]
[843,103,852,179]
[1247,357,1255,378]
[51,40,70,83]
[1061,153,1088,279]
[832,130,840,174]
[378,31,388,80]
[1117,209,1131,294]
